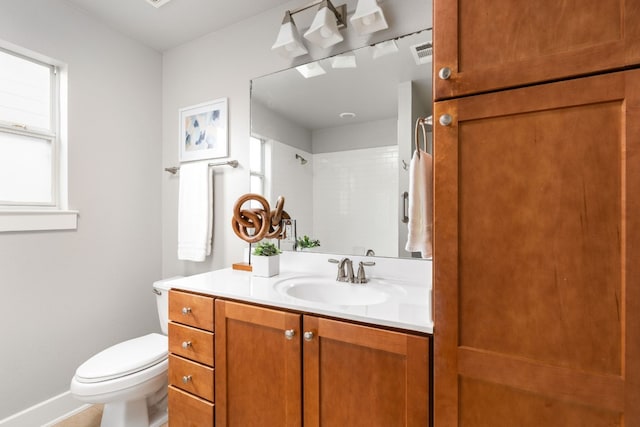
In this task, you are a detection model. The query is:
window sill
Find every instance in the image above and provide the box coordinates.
[0,210,79,232]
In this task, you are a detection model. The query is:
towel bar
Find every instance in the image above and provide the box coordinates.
[164,160,239,174]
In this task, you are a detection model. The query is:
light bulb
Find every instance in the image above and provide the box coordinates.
[363,15,376,26]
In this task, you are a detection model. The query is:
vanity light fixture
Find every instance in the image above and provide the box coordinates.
[331,52,357,69]
[295,61,327,78]
[371,39,398,59]
[272,11,309,59]
[304,0,345,49]
[272,0,347,57]
[350,0,388,35]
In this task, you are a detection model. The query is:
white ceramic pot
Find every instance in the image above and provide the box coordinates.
[252,254,280,277]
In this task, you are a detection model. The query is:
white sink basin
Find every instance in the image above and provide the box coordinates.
[273,276,390,306]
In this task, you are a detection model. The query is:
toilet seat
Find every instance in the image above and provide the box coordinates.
[75,333,167,383]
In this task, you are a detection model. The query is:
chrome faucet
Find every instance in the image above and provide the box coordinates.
[337,258,355,283]
[355,261,376,284]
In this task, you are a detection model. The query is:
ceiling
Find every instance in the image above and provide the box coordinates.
[252,30,432,131]
[64,0,292,51]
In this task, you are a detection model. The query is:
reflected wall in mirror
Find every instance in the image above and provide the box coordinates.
[251,30,432,259]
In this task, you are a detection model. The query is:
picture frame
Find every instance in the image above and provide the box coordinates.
[179,98,228,162]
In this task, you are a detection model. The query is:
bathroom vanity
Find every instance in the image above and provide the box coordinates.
[164,252,432,427]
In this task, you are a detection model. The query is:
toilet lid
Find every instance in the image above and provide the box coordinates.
[75,333,167,383]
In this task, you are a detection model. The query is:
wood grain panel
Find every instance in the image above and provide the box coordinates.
[168,354,214,402]
[168,322,214,366]
[458,100,622,375]
[458,377,621,427]
[434,0,640,99]
[169,290,214,331]
[303,316,429,427]
[433,70,640,426]
[168,386,214,427]
[214,300,301,427]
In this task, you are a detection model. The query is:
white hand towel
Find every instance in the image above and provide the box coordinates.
[178,162,213,261]
[405,149,433,258]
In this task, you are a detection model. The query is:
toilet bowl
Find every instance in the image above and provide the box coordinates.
[70,279,174,427]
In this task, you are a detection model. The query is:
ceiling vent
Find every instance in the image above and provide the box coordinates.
[145,0,172,8]
[410,42,433,65]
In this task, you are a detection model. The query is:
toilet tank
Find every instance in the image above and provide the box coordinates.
[152,277,182,335]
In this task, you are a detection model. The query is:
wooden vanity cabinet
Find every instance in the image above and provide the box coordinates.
[168,290,215,427]
[215,299,430,427]
[432,70,640,426]
[433,0,640,99]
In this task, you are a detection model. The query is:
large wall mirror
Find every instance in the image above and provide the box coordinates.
[250,29,432,259]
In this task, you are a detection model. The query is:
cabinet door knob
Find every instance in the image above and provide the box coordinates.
[284,329,296,340]
[303,331,314,342]
[181,341,192,349]
[182,375,192,384]
[181,307,191,315]
[439,114,453,126]
[438,67,452,80]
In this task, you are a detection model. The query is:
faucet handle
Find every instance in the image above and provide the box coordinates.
[356,261,375,284]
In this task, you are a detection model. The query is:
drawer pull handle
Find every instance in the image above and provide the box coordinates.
[181,341,192,349]
[182,375,192,384]
[181,307,191,315]
[303,331,314,342]
[438,67,452,80]
[439,114,453,126]
[284,329,296,340]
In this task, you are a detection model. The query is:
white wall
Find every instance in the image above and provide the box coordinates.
[313,145,399,256]
[0,0,162,421]
[162,0,431,277]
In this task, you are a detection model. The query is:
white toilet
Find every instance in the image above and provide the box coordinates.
[70,279,174,427]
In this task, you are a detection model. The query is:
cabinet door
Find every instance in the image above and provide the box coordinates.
[433,70,640,426]
[303,316,430,427]
[214,300,301,427]
[434,0,640,99]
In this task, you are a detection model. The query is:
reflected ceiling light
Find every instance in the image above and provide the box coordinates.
[331,52,357,69]
[350,0,388,35]
[304,0,345,49]
[295,61,327,78]
[145,0,173,8]
[372,40,398,59]
[271,11,309,59]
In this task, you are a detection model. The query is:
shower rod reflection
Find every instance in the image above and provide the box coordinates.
[164,159,239,175]
[295,154,308,165]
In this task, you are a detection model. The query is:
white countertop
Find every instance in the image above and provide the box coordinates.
[162,252,433,334]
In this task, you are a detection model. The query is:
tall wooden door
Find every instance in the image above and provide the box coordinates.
[433,70,640,426]
[303,316,430,427]
[214,300,302,427]
[434,0,640,99]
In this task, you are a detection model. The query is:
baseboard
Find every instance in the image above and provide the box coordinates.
[0,391,88,427]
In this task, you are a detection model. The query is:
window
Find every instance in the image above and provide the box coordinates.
[249,136,265,199]
[0,43,76,231]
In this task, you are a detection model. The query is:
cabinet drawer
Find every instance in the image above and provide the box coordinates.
[169,322,214,366]
[169,354,214,402]
[169,290,214,331]
[168,386,214,427]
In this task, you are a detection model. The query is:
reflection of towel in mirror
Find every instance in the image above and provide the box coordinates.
[405,149,432,258]
[178,162,214,261]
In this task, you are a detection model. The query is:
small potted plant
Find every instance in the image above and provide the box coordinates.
[296,235,320,251]
[251,241,282,277]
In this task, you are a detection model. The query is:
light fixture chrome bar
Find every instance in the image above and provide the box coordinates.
[289,0,347,28]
